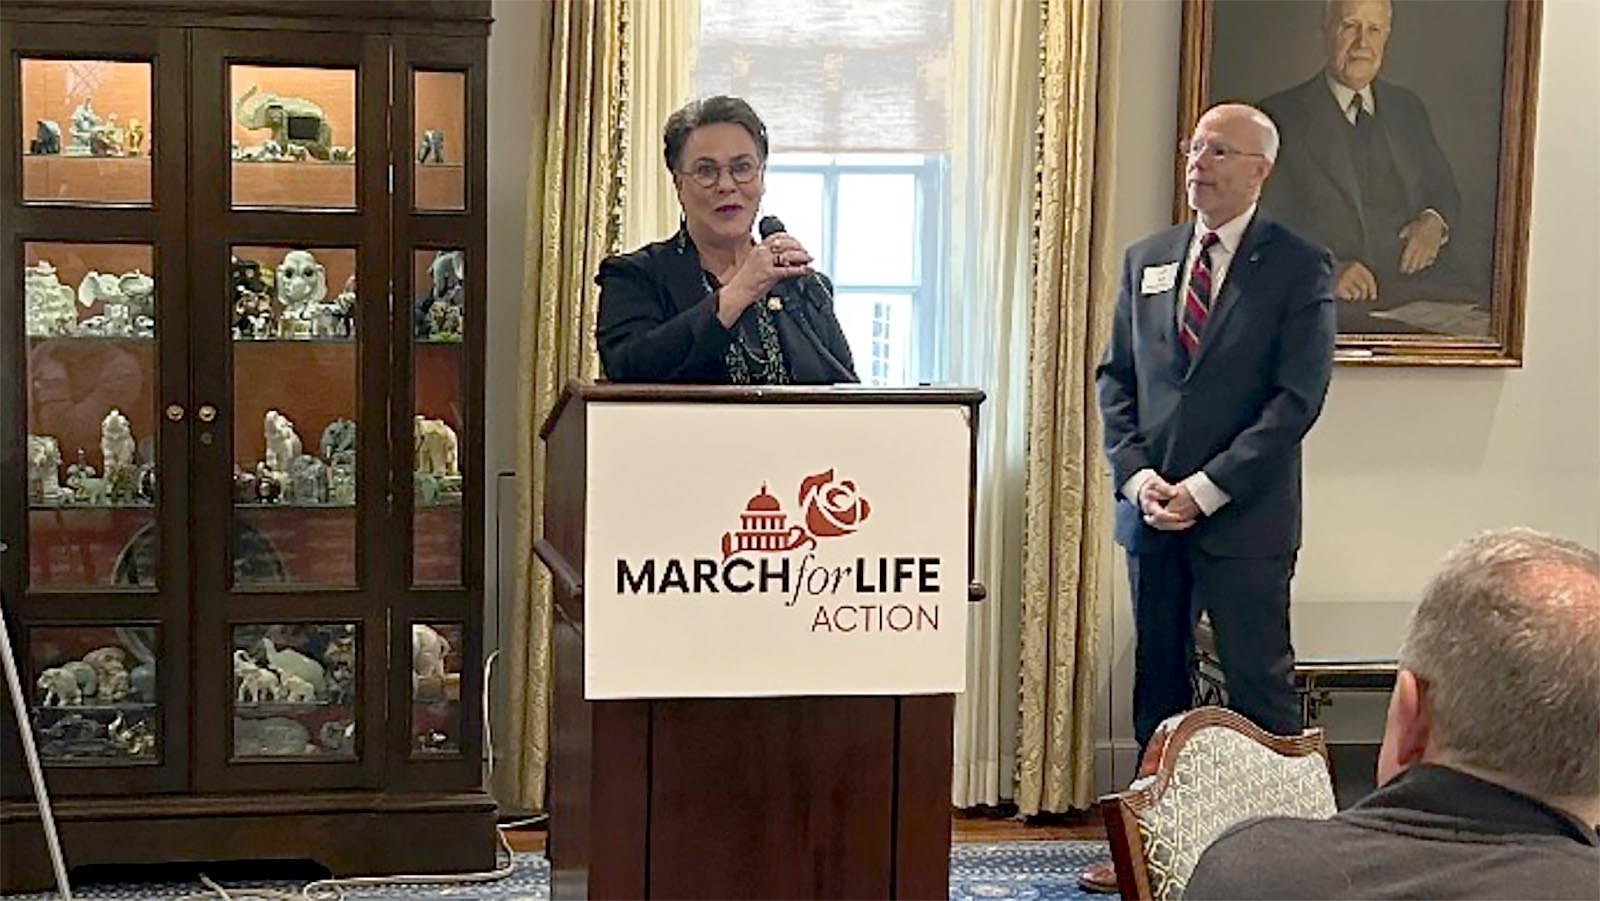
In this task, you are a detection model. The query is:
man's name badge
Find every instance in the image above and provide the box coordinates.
[1140,262,1180,294]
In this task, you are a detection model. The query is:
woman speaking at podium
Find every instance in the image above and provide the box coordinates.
[596,96,858,384]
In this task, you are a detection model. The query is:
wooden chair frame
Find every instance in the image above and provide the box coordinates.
[1097,706,1332,899]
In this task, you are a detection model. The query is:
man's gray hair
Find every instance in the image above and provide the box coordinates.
[1400,527,1600,797]
[1323,0,1393,32]
[1249,107,1281,163]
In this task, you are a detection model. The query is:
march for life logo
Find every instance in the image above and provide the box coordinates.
[614,468,944,634]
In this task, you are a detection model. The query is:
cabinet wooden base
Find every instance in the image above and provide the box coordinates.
[0,790,497,894]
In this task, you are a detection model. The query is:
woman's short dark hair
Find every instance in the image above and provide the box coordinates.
[662,96,769,173]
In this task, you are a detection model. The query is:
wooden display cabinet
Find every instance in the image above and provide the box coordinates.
[0,2,493,892]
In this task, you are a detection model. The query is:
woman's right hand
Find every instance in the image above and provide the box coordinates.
[717,233,814,328]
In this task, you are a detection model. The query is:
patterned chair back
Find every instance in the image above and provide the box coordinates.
[1098,706,1336,899]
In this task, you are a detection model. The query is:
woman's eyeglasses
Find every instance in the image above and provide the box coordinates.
[681,157,762,188]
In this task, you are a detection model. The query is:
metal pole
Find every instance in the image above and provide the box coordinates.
[0,590,73,899]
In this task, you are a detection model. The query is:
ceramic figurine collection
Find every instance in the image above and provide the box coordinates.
[232,249,356,341]
[31,630,160,761]
[414,249,465,342]
[28,97,147,159]
[231,624,358,757]
[25,260,156,338]
[27,409,156,507]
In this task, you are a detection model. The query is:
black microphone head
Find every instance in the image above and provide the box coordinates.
[758,215,786,239]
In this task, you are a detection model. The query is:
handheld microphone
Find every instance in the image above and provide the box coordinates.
[758,215,829,308]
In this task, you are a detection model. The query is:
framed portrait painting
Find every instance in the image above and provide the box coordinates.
[1179,0,1542,366]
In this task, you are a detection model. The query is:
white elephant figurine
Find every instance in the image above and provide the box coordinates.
[77,270,123,309]
[413,416,459,477]
[412,624,451,683]
[256,638,326,695]
[263,410,303,474]
[238,666,281,704]
[280,672,316,704]
[37,667,82,706]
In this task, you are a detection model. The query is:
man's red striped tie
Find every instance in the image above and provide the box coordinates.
[1179,231,1221,359]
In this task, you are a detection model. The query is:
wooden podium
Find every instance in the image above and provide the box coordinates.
[536,383,982,900]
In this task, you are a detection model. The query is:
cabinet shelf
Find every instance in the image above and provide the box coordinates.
[233,501,355,510]
[28,334,156,344]
[234,701,347,713]
[233,336,356,345]
[35,702,158,714]
[29,501,155,510]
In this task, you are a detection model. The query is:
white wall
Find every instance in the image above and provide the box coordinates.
[1095,0,1600,791]
[485,0,542,809]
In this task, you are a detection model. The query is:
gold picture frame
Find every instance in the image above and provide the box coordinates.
[1177,0,1542,366]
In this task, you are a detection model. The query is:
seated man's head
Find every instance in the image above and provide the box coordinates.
[1380,528,1600,821]
[1323,0,1392,92]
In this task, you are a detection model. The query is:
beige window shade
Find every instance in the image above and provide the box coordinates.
[696,0,952,153]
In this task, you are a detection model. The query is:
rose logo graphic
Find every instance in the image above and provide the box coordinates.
[798,469,871,538]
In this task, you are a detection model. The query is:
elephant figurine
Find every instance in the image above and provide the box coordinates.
[417,129,445,164]
[31,119,61,155]
[234,84,334,161]
[37,667,82,706]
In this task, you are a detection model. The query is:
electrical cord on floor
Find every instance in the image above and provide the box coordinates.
[170,657,545,900]
[174,825,521,901]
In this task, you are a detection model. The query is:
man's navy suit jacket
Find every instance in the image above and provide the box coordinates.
[1095,214,1336,558]
[1259,74,1460,271]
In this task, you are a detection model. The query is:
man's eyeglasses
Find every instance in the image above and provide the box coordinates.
[1179,141,1268,163]
[681,157,762,188]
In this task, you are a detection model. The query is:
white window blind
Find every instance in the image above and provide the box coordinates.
[695,0,952,153]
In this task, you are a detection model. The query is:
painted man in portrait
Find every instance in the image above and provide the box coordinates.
[1259,0,1474,316]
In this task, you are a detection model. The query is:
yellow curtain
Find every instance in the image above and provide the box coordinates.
[1016,0,1120,814]
[948,0,1040,808]
[623,0,700,250]
[504,0,629,813]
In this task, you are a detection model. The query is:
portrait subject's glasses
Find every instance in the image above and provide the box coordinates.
[1179,140,1268,163]
[681,157,762,189]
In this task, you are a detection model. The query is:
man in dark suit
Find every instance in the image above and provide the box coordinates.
[1079,102,1336,893]
[1188,529,1600,900]
[1259,0,1465,309]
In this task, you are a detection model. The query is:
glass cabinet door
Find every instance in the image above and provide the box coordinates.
[4,22,191,798]
[24,242,161,590]
[20,58,154,205]
[187,29,387,793]
[228,245,359,589]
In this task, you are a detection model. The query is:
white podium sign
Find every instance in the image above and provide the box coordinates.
[583,401,971,700]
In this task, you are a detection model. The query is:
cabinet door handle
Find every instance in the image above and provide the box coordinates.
[197,404,218,423]
[166,403,187,422]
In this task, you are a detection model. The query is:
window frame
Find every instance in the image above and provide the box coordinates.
[764,152,948,385]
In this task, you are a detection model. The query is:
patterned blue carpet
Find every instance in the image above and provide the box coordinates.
[7,841,1108,900]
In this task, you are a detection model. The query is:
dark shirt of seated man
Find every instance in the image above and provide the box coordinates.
[1185,764,1600,900]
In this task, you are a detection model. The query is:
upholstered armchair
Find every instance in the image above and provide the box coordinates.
[1099,706,1337,899]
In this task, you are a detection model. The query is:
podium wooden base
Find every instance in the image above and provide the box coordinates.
[551,614,954,900]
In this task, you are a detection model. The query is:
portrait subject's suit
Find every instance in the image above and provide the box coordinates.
[1095,213,1335,747]
[1260,75,1464,305]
